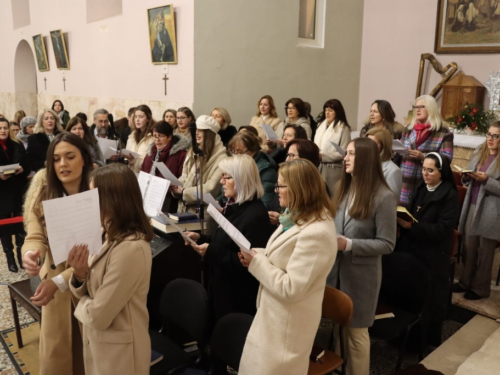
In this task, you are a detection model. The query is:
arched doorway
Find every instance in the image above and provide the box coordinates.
[14,39,38,118]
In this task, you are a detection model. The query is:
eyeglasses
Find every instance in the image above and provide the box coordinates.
[412,105,426,109]
[486,132,500,140]
[221,174,233,181]
[286,153,298,159]
[230,149,249,155]
[422,167,439,174]
[274,184,287,192]
[285,106,296,111]
[153,134,167,139]
[176,116,187,121]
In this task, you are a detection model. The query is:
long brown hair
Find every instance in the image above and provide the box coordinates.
[34,133,93,217]
[255,95,278,118]
[332,138,390,220]
[131,105,155,144]
[188,129,217,166]
[476,121,500,173]
[280,159,335,224]
[91,163,153,243]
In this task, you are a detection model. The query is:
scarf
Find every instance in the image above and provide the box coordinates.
[279,208,295,232]
[414,123,431,148]
[222,197,236,214]
[0,138,7,152]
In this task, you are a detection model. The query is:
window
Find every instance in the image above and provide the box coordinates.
[298,0,326,48]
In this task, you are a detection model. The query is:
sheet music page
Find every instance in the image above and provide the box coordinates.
[154,162,183,186]
[329,141,346,156]
[392,140,409,155]
[111,148,140,158]
[97,138,118,160]
[156,211,197,245]
[42,189,102,266]
[260,123,278,141]
[202,193,222,210]
[207,204,251,253]
[0,163,20,173]
[137,171,151,200]
[144,176,170,217]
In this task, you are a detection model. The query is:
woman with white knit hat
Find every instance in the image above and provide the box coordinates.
[172,115,228,213]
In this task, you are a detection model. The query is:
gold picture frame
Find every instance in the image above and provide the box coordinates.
[435,0,500,54]
[32,34,49,72]
[147,5,178,64]
[50,29,70,69]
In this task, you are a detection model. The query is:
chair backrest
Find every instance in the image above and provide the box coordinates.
[457,185,467,215]
[453,171,462,186]
[379,252,431,315]
[210,313,254,371]
[322,286,353,327]
[159,278,209,346]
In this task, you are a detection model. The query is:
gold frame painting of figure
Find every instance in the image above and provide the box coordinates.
[435,0,500,53]
[32,34,49,72]
[148,4,178,64]
[50,29,70,69]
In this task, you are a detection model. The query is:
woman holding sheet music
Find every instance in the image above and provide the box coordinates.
[238,159,337,375]
[22,133,93,375]
[184,155,274,322]
[125,104,155,173]
[396,152,458,346]
[68,163,153,375]
[314,99,351,193]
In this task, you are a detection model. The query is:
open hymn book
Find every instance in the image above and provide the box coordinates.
[453,165,474,174]
[397,206,418,223]
[137,171,170,217]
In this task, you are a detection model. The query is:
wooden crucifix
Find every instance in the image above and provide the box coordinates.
[44,77,47,90]
[163,74,169,95]
[63,76,66,91]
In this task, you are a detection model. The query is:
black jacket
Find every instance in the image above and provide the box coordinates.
[199,198,274,321]
[27,133,53,172]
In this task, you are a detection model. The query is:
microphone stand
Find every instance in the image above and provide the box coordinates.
[193,148,205,235]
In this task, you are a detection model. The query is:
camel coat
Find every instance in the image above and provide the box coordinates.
[126,132,154,173]
[250,115,283,146]
[70,236,152,375]
[239,216,337,375]
[21,186,84,375]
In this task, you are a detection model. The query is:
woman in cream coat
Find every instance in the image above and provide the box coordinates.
[125,104,155,173]
[250,95,282,149]
[239,159,337,375]
[314,99,351,193]
[68,163,153,375]
[172,115,228,213]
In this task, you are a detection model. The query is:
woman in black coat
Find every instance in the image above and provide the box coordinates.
[0,118,30,272]
[27,109,64,172]
[395,152,458,346]
[184,155,274,322]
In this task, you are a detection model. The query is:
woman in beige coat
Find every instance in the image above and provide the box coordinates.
[239,159,337,375]
[249,95,282,150]
[172,115,228,213]
[125,104,155,173]
[68,163,153,375]
[22,133,93,375]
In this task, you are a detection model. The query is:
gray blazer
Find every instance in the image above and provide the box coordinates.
[382,160,402,199]
[327,186,397,327]
[458,151,500,240]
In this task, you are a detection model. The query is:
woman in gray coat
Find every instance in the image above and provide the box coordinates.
[453,121,500,300]
[327,137,397,375]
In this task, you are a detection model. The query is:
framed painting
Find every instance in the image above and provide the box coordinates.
[50,30,70,69]
[32,34,49,72]
[435,0,500,54]
[148,5,178,64]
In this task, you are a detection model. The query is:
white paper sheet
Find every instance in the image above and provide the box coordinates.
[329,141,346,156]
[42,189,102,266]
[157,211,197,245]
[154,162,183,186]
[202,193,222,210]
[207,204,251,253]
[111,148,140,158]
[137,171,151,199]
[392,140,409,155]
[260,123,278,141]
[0,163,20,173]
[137,172,170,217]
[97,138,118,160]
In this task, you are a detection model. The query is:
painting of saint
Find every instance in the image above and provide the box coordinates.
[50,30,70,69]
[33,34,49,72]
[148,5,178,64]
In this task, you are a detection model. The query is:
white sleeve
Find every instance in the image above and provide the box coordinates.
[52,274,69,292]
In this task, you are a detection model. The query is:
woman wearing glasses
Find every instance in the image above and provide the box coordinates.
[183,155,274,322]
[399,95,453,206]
[453,122,500,301]
[238,159,337,375]
[396,152,458,346]
[174,107,195,141]
[283,97,312,140]
[269,124,308,165]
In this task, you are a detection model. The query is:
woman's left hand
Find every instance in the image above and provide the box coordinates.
[397,218,412,229]
[172,185,183,195]
[408,149,424,161]
[67,244,89,280]
[469,171,488,182]
[15,166,24,175]
[31,280,58,306]
[239,249,257,267]
[190,242,209,256]
[124,152,135,163]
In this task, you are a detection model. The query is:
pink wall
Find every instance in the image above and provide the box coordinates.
[357,0,500,129]
[0,0,194,117]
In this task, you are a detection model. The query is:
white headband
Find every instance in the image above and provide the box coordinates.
[425,152,443,169]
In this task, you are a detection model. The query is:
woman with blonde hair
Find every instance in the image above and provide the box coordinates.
[14,109,26,125]
[366,127,402,197]
[399,95,453,205]
[238,159,337,375]
[453,121,500,301]
[27,109,65,172]
[125,104,155,173]
[249,95,282,149]
[327,137,397,375]
[211,107,237,147]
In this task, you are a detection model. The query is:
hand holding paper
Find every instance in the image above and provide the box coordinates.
[392,140,409,155]
[329,141,346,156]
[157,210,197,245]
[202,193,222,210]
[154,162,183,186]
[260,124,278,141]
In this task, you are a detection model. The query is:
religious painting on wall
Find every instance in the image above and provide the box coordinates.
[50,29,70,69]
[148,5,178,64]
[435,0,500,53]
[32,34,49,72]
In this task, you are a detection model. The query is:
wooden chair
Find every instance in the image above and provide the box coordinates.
[453,171,463,186]
[308,286,353,375]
